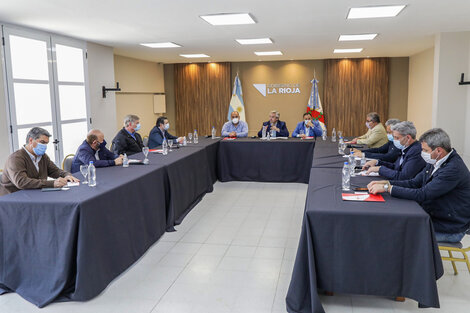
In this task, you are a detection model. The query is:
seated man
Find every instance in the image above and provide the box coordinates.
[257,110,289,137]
[352,118,401,162]
[368,128,470,243]
[363,121,426,180]
[347,112,388,148]
[292,112,323,138]
[148,116,184,148]
[112,114,144,155]
[221,111,248,138]
[0,127,79,196]
[71,129,123,173]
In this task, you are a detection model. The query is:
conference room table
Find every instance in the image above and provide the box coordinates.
[286,140,444,313]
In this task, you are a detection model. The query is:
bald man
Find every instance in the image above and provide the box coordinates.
[71,129,123,173]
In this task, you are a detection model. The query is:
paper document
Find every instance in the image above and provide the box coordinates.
[358,170,380,177]
[66,182,80,187]
[342,193,385,202]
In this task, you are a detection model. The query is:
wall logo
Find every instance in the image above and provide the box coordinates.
[253,83,301,97]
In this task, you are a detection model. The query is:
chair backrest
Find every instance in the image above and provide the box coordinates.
[62,154,75,173]
[142,136,149,147]
[0,169,2,183]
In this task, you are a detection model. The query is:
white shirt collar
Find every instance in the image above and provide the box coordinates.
[432,150,453,174]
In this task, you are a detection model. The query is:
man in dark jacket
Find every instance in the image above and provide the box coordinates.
[148,116,183,149]
[258,110,289,137]
[112,114,144,155]
[368,128,470,243]
[71,129,123,173]
[353,118,401,163]
[363,121,426,180]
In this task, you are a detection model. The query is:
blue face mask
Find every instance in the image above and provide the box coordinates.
[393,138,406,150]
[134,123,141,132]
[387,134,394,141]
[33,142,47,156]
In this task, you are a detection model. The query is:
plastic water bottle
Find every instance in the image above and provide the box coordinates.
[360,154,366,166]
[183,136,187,146]
[88,161,97,187]
[348,151,356,175]
[322,129,327,141]
[211,126,216,139]
[338,137,345,154]
[123,154,129,168]
[262,126,267,139]
[194,130,198,144]
[342,162,350,191]
[162,139,168,155]
[271,128,276,138]
[332,128,337,142]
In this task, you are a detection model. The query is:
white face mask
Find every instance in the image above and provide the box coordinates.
[232,118,239,124]
[304,120,311,126]
[164,123,170,130]
[421,150,438,165]
[365,122,371,129]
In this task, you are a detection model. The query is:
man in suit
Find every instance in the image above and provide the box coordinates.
[352,118,401,162]
[368,128,470,243]
[71,129,123,173]
[112,114,144,155]
[292,112,323,138]
[363,121,426,180]
[347,112,388,148]
[148,116,184,149]
[221,111,249,138]
[0,127,79,196]
[257,110,289,137]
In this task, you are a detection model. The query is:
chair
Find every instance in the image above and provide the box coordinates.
[143,136,149,147]
[62,154,75,173]
[0,169,3,182]
[438,233,470,275]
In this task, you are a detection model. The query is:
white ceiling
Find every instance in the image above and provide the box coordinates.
[0,0,469,63]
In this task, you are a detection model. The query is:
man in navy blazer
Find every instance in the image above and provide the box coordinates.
[353,118,401,163]
[148,116,183,149]
[71,129,123,173]
[292,112,323,138]
[368,128,470,242]
[363,121,425,180]
[257,110,289,137]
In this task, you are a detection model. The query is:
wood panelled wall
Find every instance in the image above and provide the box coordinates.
[324,58,390,137]
[174,63,231,136]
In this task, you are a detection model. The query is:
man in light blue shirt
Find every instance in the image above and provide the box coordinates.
[292,112,323,138]
[221,111,249,137]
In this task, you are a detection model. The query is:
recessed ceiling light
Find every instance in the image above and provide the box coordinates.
[347,5,406,19]
[140,42,181,48]
[200,13,256,25]
[339,34,378,41]
[236,38,272,45]
[334,48,363,53]
[180,54,210,58]
[254,51,283,56]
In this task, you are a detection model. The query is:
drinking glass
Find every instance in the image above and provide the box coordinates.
[168,140,174,151]
[338,131,343,138]
[299,129,305,138]
[80,164,88,184]
[188,133,193,143]
[142,146,149,164]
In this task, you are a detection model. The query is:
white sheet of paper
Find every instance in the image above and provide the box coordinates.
[66,182,80,187]
[128,159,142,164]
[358,170,380,177]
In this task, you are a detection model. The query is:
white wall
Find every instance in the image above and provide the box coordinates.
[86,42,117,142]
[432,32,470,166]
[407,47,434,137]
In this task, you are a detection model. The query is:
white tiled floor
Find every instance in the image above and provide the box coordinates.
[1,181,469,313]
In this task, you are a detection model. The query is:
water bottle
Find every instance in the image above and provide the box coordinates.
[348,151,356,176]
[123,154,129,168]
[162,139,168,155]
[211,126,216,139]
[88,161,97,187]
[322,129,327,141]
[342,162,350,191]
[194,129,198,144]
[183,136,187,146]
[360,153,366,166]
[331,128,337,142]
[338,137,345,154]
[271,128,276,138]
[262,126,267,139]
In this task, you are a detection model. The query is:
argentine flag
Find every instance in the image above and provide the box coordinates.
[228,74,246,121]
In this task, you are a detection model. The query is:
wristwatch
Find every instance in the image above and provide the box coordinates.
[383,184,389,192]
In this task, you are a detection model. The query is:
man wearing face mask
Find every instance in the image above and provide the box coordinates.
[112,114,144,156]
[71,129,123,173]
[221,111,248,137]
[347,112,388,148]
[257,110,289,137]
[0,127,79,196]
[362,121,426,180]
[148,116,184,148]
[368,128,470,243]
[352,118,402,162]
[292,112,323,138]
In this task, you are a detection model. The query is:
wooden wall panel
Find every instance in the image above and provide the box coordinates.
[174,63,231,136]
[323,58,390,137]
